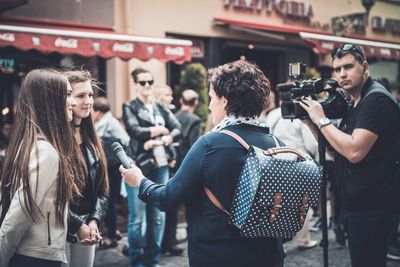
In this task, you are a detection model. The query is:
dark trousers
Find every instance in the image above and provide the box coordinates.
[343,209,399,267]
[162,205,179,249]
[104,164,122,239]
[9,253,61,267]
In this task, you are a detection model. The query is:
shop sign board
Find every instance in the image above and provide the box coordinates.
[371,16,400,36]
[223,0,328,31]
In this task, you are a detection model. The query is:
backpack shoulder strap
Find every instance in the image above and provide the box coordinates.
[203,129,249,216]
[220,129,280,148]
[220,129,250,150]
[204,187,230,216]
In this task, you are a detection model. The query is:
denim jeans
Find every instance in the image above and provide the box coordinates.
[343,209,399,267]
[125,166,169,267]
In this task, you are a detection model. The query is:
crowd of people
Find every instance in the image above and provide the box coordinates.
[0,43,399,267]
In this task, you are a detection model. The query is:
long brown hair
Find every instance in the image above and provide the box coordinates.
[0,69,80,227]
[64,70,109,194]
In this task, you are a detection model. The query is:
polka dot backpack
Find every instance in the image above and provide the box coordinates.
[204,130,322,239]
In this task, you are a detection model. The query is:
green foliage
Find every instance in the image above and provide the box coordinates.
[178,63,209,126]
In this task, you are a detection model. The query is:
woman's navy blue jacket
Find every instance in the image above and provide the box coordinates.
[138,124,284,267]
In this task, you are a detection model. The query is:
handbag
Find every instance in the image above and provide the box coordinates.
[204,130,322,239]
[136,151,158,176]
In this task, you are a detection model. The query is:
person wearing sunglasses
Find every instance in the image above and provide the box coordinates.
[122,68,182,267]
[299,44,400,267]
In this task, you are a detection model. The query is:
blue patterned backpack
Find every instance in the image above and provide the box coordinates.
[204,130,322,239]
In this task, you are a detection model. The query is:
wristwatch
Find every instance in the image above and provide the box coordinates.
[318,117,331,129]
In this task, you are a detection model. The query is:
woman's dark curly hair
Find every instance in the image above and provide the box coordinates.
[207,60,270,118]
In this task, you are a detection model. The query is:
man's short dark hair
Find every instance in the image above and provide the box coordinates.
[131,68,152,83]
[207,60,270,118]
[93,97,110,113]
[331,44,366,64]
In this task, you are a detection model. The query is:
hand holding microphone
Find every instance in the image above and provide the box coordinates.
[111,142,145,187]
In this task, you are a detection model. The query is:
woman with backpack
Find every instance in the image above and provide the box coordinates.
[0,69,82,267]
[119,60,285,267]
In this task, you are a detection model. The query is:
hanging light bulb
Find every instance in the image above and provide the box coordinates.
[2,107,10,115]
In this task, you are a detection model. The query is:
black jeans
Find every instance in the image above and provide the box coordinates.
[162,205,179,249]
[9,253,61,267]
[104,163,122,239]
[343,209,399,267]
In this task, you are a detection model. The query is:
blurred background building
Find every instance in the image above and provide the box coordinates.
[1,0,400,122]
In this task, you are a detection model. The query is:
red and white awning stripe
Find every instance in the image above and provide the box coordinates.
[0,24,192,64]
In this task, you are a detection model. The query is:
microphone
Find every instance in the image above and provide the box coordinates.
[111,142,132,169]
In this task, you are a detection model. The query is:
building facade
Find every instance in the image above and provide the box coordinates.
[1,0,400,120]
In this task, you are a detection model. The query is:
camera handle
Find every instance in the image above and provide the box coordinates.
[318,130,329,267]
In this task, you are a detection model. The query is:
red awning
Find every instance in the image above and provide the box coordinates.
[299,32,400,61]
[214,17,400,61]
[0,23,192,64]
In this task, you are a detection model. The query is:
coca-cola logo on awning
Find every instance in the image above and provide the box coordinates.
[93,42,100,52]
[147,46,154,55]
[0,33,15,42]
[32,37,40,46]
[112,42,134,53]
[165,46,184,56]
[55,38,78,49]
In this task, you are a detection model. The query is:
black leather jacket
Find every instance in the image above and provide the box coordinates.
[68,144,109,239]
[122,98,182,159]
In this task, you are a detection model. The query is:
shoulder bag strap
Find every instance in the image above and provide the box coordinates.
[219,129,250,150]
[203,129,248,216]
[204,187,230,216]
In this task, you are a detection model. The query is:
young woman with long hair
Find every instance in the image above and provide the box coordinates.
[0,69,81,267]
[63,70,109,267]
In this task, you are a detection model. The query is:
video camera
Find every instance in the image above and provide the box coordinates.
[277,63,354,120]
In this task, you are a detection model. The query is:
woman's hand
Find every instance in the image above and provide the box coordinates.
[161,135,173,146]
[87,219,102,243]
[77,221,102,245]
[119,164,145,187]
[77,223,97,245]
[143,139,163,150]
[150,126,170,137]
[168,160,177,169]
[77,223,91,241]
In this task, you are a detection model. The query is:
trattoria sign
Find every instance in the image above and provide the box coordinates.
[224,0,314,19]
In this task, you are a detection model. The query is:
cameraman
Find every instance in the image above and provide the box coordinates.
[299,44,400,267]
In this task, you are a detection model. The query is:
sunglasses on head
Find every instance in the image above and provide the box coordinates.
[138,80,154,86]
[331,44,365,60]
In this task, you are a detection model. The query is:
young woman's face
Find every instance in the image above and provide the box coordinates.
[160,88,173,106]
[135,72,154,100]
[208,85,227,125]
[71,80,94,120]
[66,82,76,122]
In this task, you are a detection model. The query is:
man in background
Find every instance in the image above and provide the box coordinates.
[160,89,202,255]
[93,97,130,249]
[175,89,202,163]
